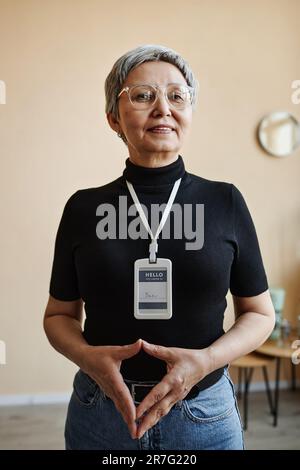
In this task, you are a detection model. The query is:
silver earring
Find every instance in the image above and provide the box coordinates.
[117,131,127,145]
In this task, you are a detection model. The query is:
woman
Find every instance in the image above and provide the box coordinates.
[44,44,275,450]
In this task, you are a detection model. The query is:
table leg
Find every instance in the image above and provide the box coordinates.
[243,368,248,430]
[262,365,273,414]
[237,368,242,399]
[243,367,253,431]
[291,362,296,391]
[273,357,281,427]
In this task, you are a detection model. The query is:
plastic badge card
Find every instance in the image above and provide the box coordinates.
[134,258,172,320]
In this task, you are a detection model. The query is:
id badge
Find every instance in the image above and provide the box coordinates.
[134,258,172,320]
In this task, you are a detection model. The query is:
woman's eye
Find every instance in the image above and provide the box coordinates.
[169,91,186,102]
[135,92,154,102]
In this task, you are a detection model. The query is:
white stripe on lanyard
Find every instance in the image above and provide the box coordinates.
[126,178,182,263]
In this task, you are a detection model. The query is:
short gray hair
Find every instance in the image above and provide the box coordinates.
[105,44,199,120]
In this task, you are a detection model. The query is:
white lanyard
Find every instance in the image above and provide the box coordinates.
[126,178,182,263]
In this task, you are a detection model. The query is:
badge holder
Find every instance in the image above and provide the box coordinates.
[126,178,181,321]
[134,258,172,320]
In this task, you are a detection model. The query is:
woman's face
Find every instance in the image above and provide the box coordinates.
[107,61,193,164]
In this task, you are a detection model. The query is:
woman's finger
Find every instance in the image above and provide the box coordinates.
[110,391,137,437]
[135,379,170,420]
[108,374,138,439]
[116,338,143,360]
[142,341,173,361]
[137,391,180,439]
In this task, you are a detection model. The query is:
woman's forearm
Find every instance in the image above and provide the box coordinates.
[44,315,89,370]
[205,311,275,374]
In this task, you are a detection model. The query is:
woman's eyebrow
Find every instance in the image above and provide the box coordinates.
[125,82,188,87]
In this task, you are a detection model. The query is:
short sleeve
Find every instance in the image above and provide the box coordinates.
[229,184,268,297]
[49,191,81,301]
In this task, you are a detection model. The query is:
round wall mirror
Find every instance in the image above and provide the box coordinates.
[257,111,300,157]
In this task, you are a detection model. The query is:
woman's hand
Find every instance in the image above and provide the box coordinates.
[135,340,211,439]
[80,338,143,439]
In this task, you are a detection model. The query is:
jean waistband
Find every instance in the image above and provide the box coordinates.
[123,378,199,403]
[123,367,225,400]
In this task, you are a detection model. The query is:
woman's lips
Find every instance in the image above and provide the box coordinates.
[148,126,174,133]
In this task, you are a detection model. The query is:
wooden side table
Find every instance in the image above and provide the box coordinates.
[256,335,298,426]
[231,352,275,430]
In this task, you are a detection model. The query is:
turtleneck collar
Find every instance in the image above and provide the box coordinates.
[123,155,186,187]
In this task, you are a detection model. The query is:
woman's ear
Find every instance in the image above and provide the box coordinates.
[106,112,120,133]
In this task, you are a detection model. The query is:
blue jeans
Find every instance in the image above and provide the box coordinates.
[65,367,244,450]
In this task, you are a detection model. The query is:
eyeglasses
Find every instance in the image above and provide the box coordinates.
[117,83,194,110]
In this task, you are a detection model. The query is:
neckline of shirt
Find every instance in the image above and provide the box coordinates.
[119,154,192,193]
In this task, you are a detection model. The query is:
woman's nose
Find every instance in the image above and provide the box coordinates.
[152,91,172,116]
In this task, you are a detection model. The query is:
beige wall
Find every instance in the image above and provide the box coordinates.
[0,0,299,396]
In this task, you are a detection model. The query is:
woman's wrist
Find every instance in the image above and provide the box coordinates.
[73,343,93,372]
[199,346,218,377]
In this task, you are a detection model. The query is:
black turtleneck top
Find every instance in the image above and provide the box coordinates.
[49,155,268,388]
